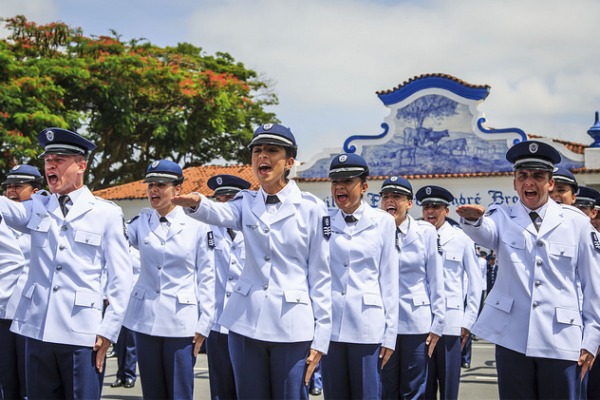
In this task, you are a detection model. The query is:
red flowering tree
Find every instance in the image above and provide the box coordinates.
[0,15,277,188]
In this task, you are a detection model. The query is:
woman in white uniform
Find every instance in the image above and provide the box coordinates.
[321,153,399,400]
[124,159,215,400]
[378,176,445,399]
[172,123,331,400]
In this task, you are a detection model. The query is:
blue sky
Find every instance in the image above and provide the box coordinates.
[2,0,600,164]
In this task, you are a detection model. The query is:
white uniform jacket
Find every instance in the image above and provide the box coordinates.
[0,217,25,320]
[0,188,133,345]
[460,201,600,361]
[328,202,399,349]
[185,180,332,354]
[5,226,30,320]
[437,221,482,336]
[211,223,245,334]
[124,206,215,338]
[397,216,445,336]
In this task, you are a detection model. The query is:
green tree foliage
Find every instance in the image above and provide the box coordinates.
[0,15,278,188]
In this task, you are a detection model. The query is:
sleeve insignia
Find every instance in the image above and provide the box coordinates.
[592,231,600,253]
[207,231,215,249]
[322,216,331,240]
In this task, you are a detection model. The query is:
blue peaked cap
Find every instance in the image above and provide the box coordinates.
[329,153,369,179]
[506,140,561,172]
[248,123,297,153]
[144,160,183,183]
[379,176,413,196]
[552,166,578,193]
[38,127,96,157]
[2,164,43,186]
[575,185,600,208]
[207,174,251,195]
[415,185,454,205]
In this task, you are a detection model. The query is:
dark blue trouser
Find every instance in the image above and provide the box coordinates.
[495,345,583,400]
[135,332,196,400]
[0,319,26,399]
[206,331,237,400]
[321,341,381,400]
[228,331,310,400]
[114,325,137,382]
[381,334,429,400]
[26,337,104,400]
[425,335,461,400]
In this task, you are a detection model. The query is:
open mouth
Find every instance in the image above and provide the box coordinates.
[258,163,272,175]
[385,206,397,216]
[47,173,58,185]
[524,189,537,199]
[426,214,437,223]
[336,193,348,203]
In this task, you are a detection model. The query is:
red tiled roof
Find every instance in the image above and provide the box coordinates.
[93,165,258,200]
[528,134,586,154]
[376,73,490,95]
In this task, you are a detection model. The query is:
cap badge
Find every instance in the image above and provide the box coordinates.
[11,165,20,171]
[529,143,538,153]
[391,176,398,182]
[46,130,54,142]
[425,187,432,195]
[338,155,348,163]
[216,177,223,185]
[262,123,273,130]
[151,161,160,169]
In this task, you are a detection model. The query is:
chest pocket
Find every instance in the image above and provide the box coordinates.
[27,217,52,247]
[549,242,575,270]
[444,251,463,270]
[74,230,102,246]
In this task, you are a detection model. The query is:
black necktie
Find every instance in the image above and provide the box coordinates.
[227,228,237,240]
[266,195,280,204]
[159,216,168,223]
[529,211,541,231]
[58,195,71,216]
[344,215,357,223]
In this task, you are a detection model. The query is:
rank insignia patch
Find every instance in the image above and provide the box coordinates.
[323,216,331,240]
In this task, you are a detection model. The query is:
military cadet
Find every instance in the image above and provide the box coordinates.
[0,128,133,399]
[415,185,482,400]
[0,165,42,399]
[550,166,578,205]
[378,176,445,400]
[320,154,398,399]
[205,173,250,400]
[109,245,141,389]
[571,185,600,400]
[574,186,600,220]
[172,123,332,400]
[593,196,600,232]
[456,140,600,399]
[124,160,215,400]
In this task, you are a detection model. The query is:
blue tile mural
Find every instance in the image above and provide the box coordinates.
[297,75,584,179]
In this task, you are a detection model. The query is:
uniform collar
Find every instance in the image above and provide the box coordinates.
[520,200,549,220]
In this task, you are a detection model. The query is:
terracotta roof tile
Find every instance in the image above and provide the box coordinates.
[376,73,490,95]
[93,165,258,200]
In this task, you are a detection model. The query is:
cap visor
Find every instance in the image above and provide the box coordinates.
[248,138,294,148]
[143,177,177,183]
[329,171,364,180]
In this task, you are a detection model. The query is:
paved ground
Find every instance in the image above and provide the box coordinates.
[102,340,498,399]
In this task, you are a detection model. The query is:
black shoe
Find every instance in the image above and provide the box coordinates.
[461,362,471,369]
[110,379,124,388]
[123,378,136,389]
[310,387,322,396]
